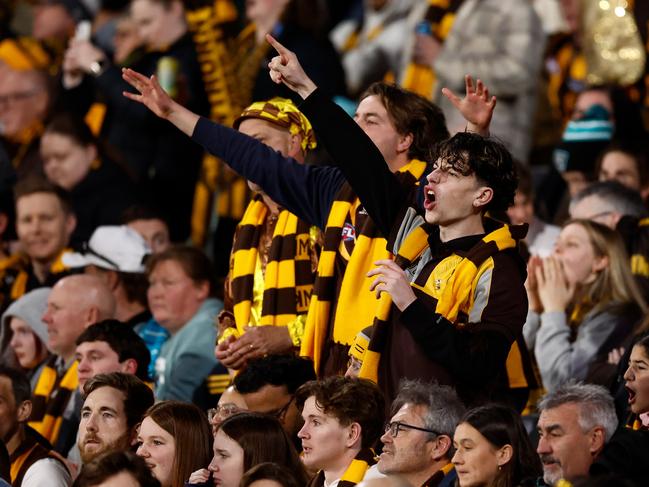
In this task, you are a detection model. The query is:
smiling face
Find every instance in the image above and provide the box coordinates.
[147,259,208,333]
[78,386,131,464]
[537,403,598,485]
[378,403,439,480]
[207,429,245,487]
[136,416,176,487]
[41,132,96,190]
[451,422,501,487]
[16,192,75,265]
[423,158,486,228]
[297,396,353,473]
[552,223,607,287]
[624,344,649,415]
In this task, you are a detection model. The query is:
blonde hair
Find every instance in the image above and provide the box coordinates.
[567,219,647,316]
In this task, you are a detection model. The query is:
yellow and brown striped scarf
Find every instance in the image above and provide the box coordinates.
[28,357,78,445]
[401,0,462,99]
[308,448,376,487]
[359,220,530,390]
[300,159,427,375]
[229,195,315,337]
[185,0,247,245]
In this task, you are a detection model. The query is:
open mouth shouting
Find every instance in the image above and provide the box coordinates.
[424,185,436,211]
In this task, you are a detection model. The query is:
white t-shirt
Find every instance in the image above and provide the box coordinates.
[21,458,72,487]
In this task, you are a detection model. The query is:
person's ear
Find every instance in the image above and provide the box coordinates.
[86,306,100,327]
[496,444,513,467]
[195,280,210,301]
[396,133,414,155]
[589,426,606,455]
[473,186,493,208]
[592,255,609,273]
[120,358,138,375]
[17,399,33,422]
[345,422,362,448]
[431,435,452,461]
[287,134,304,160]
[65,212,77,240]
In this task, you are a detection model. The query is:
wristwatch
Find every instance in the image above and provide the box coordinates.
[89,59,107,77]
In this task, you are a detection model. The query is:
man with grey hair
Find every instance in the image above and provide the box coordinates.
[377,380,465,487]
[536,382,617,486]
[569,181,649,299]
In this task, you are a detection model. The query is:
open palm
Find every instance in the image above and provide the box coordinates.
[122,68,175,119]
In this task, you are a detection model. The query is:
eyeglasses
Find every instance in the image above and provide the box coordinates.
[384,421,439,438]
[207,403,244,423]
[267,396,294,421]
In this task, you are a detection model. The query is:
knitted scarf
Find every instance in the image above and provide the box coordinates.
[230,195,315,335]
[308,448,376,487]
[28,357,78,445]
[359,220,526,383]
[300,159,427,374]
[401,0,462,99]
[185,0,245,245]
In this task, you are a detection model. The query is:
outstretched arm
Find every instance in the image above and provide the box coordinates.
[122,68,200,137]
[267,34,410,237]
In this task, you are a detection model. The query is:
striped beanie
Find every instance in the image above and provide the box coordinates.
[554,104,613,175]
[234,97,317,152]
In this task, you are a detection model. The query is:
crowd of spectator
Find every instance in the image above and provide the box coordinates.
[1,0,649,486]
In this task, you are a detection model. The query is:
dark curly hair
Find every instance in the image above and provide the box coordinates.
[434,132,518,213]
[295,376,385,449]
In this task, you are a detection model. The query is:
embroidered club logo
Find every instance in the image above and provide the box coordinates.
[341,223,356,242]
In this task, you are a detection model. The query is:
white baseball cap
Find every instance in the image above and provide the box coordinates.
[63,225,151,273]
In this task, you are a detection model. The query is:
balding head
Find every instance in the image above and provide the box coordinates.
[42,274,115,362]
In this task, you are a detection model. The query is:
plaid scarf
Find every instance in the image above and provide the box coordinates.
[359,220,527,384]
[28,356,78,445]
[230,195,315,336]
[300,159,427,374]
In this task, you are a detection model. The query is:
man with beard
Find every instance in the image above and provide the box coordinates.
[77,373,153,466]
[0,365,70,487]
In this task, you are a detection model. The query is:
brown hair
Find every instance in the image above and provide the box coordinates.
[83,373,154,430]
[73,450,160,487]
[295,376,385,449]
[145,245,215,296]
[216,412,309,485]
[13,177,73,215]
[240,462,303,487]
[360,83,449,163]
[143,401,212,487]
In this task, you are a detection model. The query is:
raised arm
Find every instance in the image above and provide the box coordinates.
[122,68,200,136]
[441,75,496,136]
[121,68,344,229]
[267,34,409,237]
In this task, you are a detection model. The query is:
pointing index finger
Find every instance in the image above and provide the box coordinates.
[266,33,289,64]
